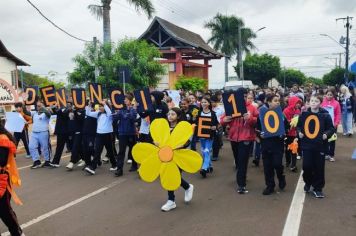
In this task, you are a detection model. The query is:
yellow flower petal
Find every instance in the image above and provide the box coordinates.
[138,155,161,182]
[173,149,203,173]
[167,121,193,149]
[150,118,170,147]
[132,143,159,164]
[160,162,181,191]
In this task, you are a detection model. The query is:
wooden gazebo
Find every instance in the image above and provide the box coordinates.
[139,17,223,89]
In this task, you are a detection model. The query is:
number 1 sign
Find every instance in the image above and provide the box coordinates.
[222,90,247,118]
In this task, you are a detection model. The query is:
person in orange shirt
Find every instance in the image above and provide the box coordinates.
[0,123,23,235]
[14,102,32,158]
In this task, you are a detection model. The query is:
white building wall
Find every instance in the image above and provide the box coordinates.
[0,56,17,84]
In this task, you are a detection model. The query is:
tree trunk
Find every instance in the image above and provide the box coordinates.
[102,0,112,43]
[225,56,229,82]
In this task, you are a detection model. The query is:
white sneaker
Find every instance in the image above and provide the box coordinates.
[296,155,301,160]
[66,162,74,170]
[50,163,60,168]
[329,157,335,162]
[77,160,85,167]
[161,200,176,212]
[127,159,132,164]
[84,167,95,175]
[102,157,109,163]
[184,184,194,203]
[110,167,118,171]
[325,155,331,160]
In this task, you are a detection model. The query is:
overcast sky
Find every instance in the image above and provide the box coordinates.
[1,0,356,88]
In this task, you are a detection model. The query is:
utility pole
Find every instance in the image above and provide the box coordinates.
[93,37,99,83]
[336,16,353,84]
[238,26,244,84]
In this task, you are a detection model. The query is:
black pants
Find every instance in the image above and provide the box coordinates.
[92,133,117,170]
[212,131,222,159]
[82,135,95,166]
[302,149,325,191]
[14,129,30,155]
[70,133,83,164]
[285,136,297,167]
[66,135,72,152]
[117,135,137,169]
[0,191,22,236]
[168,178,190,201]
[231,141,253,187]
[327,140,335,157]
[262,149,285,189]
[52,134,69,164]
[138,133,152,143]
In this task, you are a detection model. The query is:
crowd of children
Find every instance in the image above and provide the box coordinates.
[1,83,355,234]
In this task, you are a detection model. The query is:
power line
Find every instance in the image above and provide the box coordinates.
[274,52,345,58]
[25,0,90,42]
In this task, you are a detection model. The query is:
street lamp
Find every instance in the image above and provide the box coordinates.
[238,26,267,85]
[256,27,266,33]
[320,34,345,49]
[320,33,349,83]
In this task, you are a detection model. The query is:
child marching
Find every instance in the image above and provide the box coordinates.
[195,96,219,178]
[256,94,288,195]
[220,88,258,194]
[161,108,194,212]
[297,95,335,198]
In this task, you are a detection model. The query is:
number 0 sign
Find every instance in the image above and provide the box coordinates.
[304,115,320,139]
[259,106,285,138]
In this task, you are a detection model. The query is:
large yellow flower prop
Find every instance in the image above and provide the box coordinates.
[132,118,203,191]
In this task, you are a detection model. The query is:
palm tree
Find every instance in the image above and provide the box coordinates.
[205,13,256,82]
[88,0,155,43]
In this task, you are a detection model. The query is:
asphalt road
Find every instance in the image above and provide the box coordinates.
[1,135,355,236]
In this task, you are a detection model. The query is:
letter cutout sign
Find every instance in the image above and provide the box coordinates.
[134,88,153,113]
[89,83,102,104]
[24,86,38,105]
[196,117,212,138]
[259,106,285,138]
[56,88,67,108]
[40,85,57,107]
[109,88,124,109]
[222,90,247,118]
[71,88,86,109]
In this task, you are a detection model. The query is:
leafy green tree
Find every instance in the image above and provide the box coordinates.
[88,0,154,43]
[304,76,324,86]
[322,68,352,86]
[205,13,256,82]
[68,39,165,90]
[23,72,65,89]
[175,76,207,92]
[276,68,306,88]
[237,53,280,87]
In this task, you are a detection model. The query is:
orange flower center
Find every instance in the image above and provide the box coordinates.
[158,146,173,163]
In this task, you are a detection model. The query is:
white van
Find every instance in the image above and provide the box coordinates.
[224,80,255,90]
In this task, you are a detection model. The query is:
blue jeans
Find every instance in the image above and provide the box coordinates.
[342,112,353,134]
[29,131,50,161]
[200,138,213,170]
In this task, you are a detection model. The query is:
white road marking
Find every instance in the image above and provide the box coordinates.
[18,154,71,170]
[282,171,306,236]
[17,140,119,170]
[1,179,126,236]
